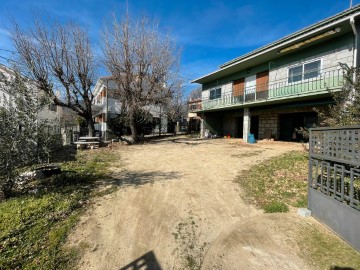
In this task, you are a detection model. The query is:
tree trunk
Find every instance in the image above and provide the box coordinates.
[158,107,162,136]
[87,117,95,137]
[129,110,138,143]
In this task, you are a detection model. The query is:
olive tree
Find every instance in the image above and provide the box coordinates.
[296,63,360,140]
[0,71,49,198]
[319,63,360,126]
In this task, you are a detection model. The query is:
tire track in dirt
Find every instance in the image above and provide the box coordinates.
[67,138,307,269]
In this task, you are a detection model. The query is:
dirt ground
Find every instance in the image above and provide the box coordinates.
[68,137,316,269]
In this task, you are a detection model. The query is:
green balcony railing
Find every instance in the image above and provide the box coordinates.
[195,66,344,112]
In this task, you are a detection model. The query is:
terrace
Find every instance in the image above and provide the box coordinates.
[191,65,344,112]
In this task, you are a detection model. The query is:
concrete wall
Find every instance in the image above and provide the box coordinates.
[309,188,360,251]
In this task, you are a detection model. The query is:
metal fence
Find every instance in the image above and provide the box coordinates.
[308,126,360,210]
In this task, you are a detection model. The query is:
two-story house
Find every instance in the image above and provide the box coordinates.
[92,76,168,139]
[192,5,360,142]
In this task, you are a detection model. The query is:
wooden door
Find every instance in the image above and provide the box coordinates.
[233,79,245,97]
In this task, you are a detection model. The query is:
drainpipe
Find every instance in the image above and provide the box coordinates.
[350,16,358,68]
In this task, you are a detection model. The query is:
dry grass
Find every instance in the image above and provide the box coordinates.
[236,149,360,268]
[296,220,360,269]
[236,150,309,212]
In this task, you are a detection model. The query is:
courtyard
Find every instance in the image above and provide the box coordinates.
[66,138,360,269]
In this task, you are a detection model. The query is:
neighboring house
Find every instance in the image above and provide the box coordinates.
[191,5,360,142]
[187,98,201,133]
[92,76,168,139]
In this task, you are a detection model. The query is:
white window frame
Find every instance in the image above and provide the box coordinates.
[287,58,322,84]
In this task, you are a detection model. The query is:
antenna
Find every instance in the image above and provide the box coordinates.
[350,0,353,8]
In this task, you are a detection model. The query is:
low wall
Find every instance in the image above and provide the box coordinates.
[309,188,360,251]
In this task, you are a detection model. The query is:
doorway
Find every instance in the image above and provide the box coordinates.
[235,117,243,138]
[279,112,317,141]
[250,115,259,139]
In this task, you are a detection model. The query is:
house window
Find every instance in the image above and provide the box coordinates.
[288,60,321,83]
[209,88,221,100]
[304,60,321,79]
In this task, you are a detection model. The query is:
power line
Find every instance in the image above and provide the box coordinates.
[0,48,16,53]
[0,55,20,65]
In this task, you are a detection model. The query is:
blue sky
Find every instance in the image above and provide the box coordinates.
[0,0,359,94]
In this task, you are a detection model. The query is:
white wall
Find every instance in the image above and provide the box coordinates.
[202,81,233,100]
[269,43,353,83]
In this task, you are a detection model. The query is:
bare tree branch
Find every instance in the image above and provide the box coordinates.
[102,13,182,142]
[11,15,96,135]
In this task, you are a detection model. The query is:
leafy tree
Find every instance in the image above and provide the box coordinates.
[11,17,97,136]
[102,14,182,143]
[319,63,360,126]
[0,72,49,198]
[107,108,157,137]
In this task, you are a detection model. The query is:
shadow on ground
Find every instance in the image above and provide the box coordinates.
[51,145,78,162]
[99,169,181,188]
[145,137,218,147]
[119,251,162,270]
[330,267,356,270]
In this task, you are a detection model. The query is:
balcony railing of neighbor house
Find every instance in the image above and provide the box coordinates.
[188,98,202,111]
[193,66,343,112]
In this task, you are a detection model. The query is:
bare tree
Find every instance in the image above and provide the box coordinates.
[165,90,188,127]
[102,14,182,143]
[11,17,96,136]
[188,87,202,100]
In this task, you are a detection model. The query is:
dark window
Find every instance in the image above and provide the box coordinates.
[304,60,321,80]
[209,88,221,100]
[288,65,302,83]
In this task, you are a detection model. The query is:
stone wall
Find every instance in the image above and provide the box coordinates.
[257,112,278,139]
[204,105,326,140]
[255,106,319,140]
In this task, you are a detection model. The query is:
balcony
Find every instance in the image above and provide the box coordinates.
[188,98,202,111]
[192,66,343,112]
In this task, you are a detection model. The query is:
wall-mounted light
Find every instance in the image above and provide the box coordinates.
[278,27,341,54]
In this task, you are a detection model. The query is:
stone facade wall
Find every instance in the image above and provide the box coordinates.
[255,106,323,140]
[205,105,327,140]
[257,112,278,139]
